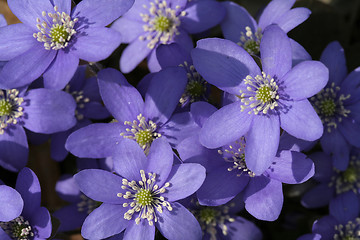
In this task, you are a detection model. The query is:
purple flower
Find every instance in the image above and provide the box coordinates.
[74,138,206,239]
[0,87,76,171]
[0,0,133,90]
[0,14,6,27]
[301,191,360,239]
[191,24,328,175]
[0,180,23,222]
[0,167,52,240]
[309,41,360,171]
[111,0,226,73]
[66,67,200,158]
[221,0,311,65]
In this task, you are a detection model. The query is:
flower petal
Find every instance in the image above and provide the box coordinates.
[162,163,206,202]
[156,43,192,69]
[98,68,144,123]
[290,39,312,66]
[52,204,87,232]
[199,101,253,149]
[120,38,152,73]
[144,67,187,125]
[190,101,217,127]
[42,51,79,90]
[0,185,23,222]
[52,0,71,14]
[191,38,260,95]
[81,203,129,239]
[28,206,51,239]
[244,176,283,221]
[281,61,328,100]
[24,89,77,134]
[273,7,311,33]
[74,169,125,204]
[110,17,143,43]
[338,117,360,148]
[123,221,155,240]
[71,27,121,62]
[301,183,334,209]
[312,215,337,239]
[260,24,292,79]
[112,139,147,181]
[258,0,295,30]
[156,202,202,240]
[245,114,280,175]
[329,191,359,224]
[279,99,323,141]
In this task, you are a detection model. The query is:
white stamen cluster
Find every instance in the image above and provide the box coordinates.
[77,194,101,214]
[239,72,279,115]
[310,82,351,133]
[139,0,186,49]
[33,6,78,50]
[237,26,262,55]
[191,201,235,240]
[0,89,24,135]
[218,137,255,177]
[120,114,161,154]
[0,216,34,240]
[65,85,90,121]
[334,218,360,240]
[179,61,207,106]
[329,155,360,194]
[117,170,172,226]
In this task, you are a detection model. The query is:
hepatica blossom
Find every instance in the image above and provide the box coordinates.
[0,0,134,90]
[0,181,23,223]
[74,138,206,239]
[111,0,226,73]
[191,24,328,175]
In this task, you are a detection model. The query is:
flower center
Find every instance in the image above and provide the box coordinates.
[310,82,351,133]
[218,137,255,177]
[329,155,360,194]
[120,114,161,154]
[117,170,172,225]
[238,72,279,115]
[179,62,207,106]
[199,208,218,225]
[0,89,24,135]
[237,26,262,55]
[139,0,186,49]
[33,6,78,50]
[77,194,102,214]
[334,218,360,240]
[0,216,34,240]
[65,85,90,121]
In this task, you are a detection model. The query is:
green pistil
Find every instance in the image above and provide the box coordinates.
[320,99,336,117]
[199,208,218,225]
[154,15,171,32]
[186,81,205,98]
[243,39,260,55]
[343,167,357,183]
[255,86,272,103]
[135,189,153,206]
[50,24,69,44]
[135,130,153,146]
[0,99,12,116]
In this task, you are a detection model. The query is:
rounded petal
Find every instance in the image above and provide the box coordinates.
[0,125,28,172]
[156,202,202,240]
[29,206,52,239]
[81,203,129,239]
[320,41,347,86]
[244,176,283,221]
[0,185,23,222]
[15,167,41,217]
[146,48,162,73]
[74,169,125,204]
[191,38,260,95]
[225,216,263,240]
[199,101,253,149]
[120,38,152,73]
[156,43,192,69]
[258,0,295,30]
[71,27,121,62]
[245,114,280,175]
[301,183,334,209]
[123,221,155,240]
[281,61,328,100]
[290,38,312,66]
[71,0,134,27]
[98,68,144,123]
[338,118,360,148]
[279,99,323,141]
[190,101,217,128]
[265,150,314,184]
[162,163,206,202]
[329,191,359,224]
[43,51,79,90]
[111,17,143,43]
[273,7,311,33]
[24,89,77,134]
[55,174,81,203]
[112,139,147,181]
[65,123,125,158]
[260,24,292,79]
[181,0,225,34]
[312,215,337,239]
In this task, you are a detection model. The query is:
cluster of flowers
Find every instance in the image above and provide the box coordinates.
[0,0,359,239]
